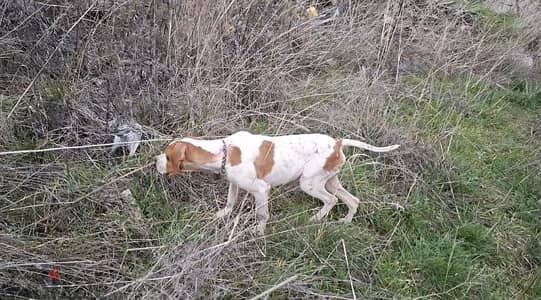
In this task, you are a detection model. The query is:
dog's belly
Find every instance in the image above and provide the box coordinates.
[265,163,304,186]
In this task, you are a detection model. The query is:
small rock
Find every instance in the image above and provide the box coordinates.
[120,189,143,220]
[391,202,405,211]
[120,189,135,204]
[306,6,318,18]
[509,49,535,75]
[484,0,517,14]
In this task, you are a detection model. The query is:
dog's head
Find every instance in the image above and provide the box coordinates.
[156,139,220,176]
[156,141,187,176]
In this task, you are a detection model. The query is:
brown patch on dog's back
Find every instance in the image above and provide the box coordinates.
[323,139,344,172]
[228,146,242,166]
[254,141,275,179]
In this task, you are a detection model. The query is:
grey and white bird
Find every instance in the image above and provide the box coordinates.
[108,118,143,156]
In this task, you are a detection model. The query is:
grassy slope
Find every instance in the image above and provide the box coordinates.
[125,5,540,300]
[239,79,540,299]
[128,77,540,299]
[376,75,541,298]
[3,1,540,299]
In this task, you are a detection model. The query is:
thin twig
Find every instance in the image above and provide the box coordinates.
[248,275,298,300]
[341,239,357,300]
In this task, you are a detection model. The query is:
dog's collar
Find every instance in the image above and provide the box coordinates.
[220,139,227,175]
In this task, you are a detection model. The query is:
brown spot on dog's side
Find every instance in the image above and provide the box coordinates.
[228,146,242,166]
[254,140,275,179]
[323,139,344,172]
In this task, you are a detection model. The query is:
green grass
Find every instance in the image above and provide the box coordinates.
[377,74,541,298]
[370,189,515,298]
[5,1,541,298]
[249,118,272,134]
[130,175,171,220]
[462,0,518,34]
[254,222,379,298]
[135,73,539,297]
[92,74,541,298]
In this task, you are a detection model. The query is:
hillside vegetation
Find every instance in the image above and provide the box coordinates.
[1,0,540,299]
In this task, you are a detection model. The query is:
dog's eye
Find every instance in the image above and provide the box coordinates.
[165,155,170,161]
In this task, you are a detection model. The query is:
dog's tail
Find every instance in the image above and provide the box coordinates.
[342,139,400,152]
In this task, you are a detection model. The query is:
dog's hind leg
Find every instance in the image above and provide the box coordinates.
[300,175,338,222]
[325,175,360,223]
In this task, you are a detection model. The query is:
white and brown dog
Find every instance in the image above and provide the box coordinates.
[156,131,399,234]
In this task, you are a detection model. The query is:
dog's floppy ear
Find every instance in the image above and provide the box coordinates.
[166,141,187,176]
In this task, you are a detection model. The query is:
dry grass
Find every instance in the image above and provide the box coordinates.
[1,0,540,299]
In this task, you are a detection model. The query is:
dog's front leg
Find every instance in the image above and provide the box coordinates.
[253,189,270,235]
[216,182,239,218]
